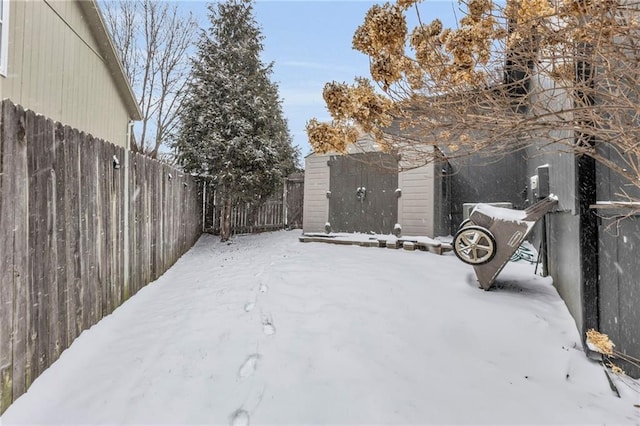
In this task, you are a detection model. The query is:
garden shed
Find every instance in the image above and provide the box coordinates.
[303,134,450,237]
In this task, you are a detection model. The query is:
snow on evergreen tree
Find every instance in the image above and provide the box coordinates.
[174,0,299,241]
[261,79,301,177]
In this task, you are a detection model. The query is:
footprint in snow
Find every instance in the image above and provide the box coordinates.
[229,408,250,426]
[259,284,268,294]
[262,316,276,336]
[244,302,255,312]
[238,354,260,379]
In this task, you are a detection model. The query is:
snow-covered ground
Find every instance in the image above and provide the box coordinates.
[2,230,639,425]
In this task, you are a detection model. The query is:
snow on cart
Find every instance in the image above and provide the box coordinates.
[453,196,558,290]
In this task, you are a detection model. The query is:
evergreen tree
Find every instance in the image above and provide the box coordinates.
[175,0,298,241]
[262,80,301,177]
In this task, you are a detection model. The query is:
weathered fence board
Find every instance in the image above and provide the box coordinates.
[53,123,67,364]
[7,102,29,411]
[13,104,29,409]
[26,108,41,388]
[0,101,18,411]
[68,127,83,345]
[0,100,203,414]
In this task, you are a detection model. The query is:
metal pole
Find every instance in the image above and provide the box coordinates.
[541,214,549,277]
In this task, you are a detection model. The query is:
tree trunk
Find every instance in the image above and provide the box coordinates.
[220,196,232,242]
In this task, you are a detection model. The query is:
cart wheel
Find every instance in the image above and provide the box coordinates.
[453,226,497,265]
[458,219,473,230]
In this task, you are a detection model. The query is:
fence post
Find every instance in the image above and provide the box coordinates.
[283,181,288,229]
[123,149,130,294]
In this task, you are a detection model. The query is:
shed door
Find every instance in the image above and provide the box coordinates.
[328,152,398,234]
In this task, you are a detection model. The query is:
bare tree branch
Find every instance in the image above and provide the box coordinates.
[102,0,197,158]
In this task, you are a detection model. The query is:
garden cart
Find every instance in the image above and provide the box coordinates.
[452,196,558,290]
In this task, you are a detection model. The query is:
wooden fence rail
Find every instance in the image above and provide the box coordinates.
[0,100,202,413]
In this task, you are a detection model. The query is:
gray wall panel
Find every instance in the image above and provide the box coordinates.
[547,212,582,331]
[449,151,527,233]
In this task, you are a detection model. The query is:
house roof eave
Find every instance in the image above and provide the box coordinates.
[78,0,142,122]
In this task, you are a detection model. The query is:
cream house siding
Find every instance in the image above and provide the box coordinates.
[0,0,10,76]
[0,0,132,147]
[398,164,435,237]
[303,153,330,233]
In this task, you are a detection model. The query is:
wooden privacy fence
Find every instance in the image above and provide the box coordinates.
[203,173,304,235]
[0,100,202,413]
[231,198,285,234]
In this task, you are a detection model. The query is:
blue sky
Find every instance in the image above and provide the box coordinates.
[181,0,459,160]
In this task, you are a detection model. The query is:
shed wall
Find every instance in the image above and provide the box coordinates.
[303,153,330,233]
[398,164,435,237]
[0,0,131,147]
